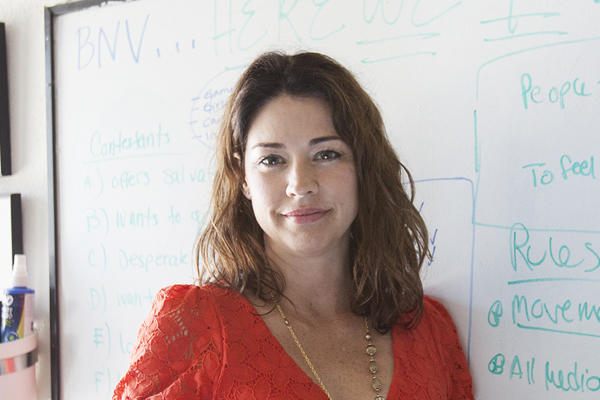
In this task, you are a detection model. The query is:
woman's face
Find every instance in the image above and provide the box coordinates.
[242,95,359,258]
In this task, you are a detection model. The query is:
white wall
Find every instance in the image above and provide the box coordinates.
[0,1,78,398]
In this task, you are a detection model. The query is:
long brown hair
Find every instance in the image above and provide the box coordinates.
[197,51,429,332]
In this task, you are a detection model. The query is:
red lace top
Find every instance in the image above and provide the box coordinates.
[113,284,473,399]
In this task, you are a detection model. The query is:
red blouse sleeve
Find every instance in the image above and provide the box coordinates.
[113,285,224,399]
[424,297,474,400]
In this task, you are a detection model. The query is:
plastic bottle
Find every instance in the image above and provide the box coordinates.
[1,255,34,342]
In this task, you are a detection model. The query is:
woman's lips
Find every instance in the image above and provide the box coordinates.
[283,208,329,224]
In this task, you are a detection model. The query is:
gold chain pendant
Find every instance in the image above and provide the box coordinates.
[275,302,385,400]
[365,319,385,400]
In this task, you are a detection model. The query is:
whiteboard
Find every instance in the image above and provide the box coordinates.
[47,0,600,398]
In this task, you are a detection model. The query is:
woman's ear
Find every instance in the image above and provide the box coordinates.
[234,152,252,200]
[233,152,242,167]
[242,181,251,200]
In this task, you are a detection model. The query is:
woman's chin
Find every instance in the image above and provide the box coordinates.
[267,233,349,259]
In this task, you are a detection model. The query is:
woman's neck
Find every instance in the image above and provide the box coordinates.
[264,238,354,322]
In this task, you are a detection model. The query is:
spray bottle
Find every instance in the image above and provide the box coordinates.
[1,255,34,342]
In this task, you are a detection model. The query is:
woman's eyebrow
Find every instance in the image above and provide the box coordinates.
[309,136,342,146]
[251,142,283,149]
[251,136,342,149]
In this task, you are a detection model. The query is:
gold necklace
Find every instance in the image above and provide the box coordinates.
[275,303,384,400]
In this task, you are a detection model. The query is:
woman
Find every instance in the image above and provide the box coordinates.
[113,51,473,399]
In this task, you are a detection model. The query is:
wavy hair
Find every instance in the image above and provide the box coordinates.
[196,51,429,332]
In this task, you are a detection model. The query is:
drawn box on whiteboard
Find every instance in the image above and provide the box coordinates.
[474,40,600,232]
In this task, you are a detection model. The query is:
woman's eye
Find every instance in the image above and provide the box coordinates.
[258,155,284,167]
[315,150,341,160]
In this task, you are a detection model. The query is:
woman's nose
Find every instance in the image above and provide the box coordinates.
[285,161,318,197]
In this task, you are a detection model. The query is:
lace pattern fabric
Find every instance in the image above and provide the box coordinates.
[113,284,473,399]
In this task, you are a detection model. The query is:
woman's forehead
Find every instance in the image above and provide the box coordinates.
[245,95,339,146]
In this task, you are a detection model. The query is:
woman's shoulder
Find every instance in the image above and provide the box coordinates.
[420,296,472,375]
[113,284,235,399]
[416,295,463,339]
[130,283,239,357]
[150,283,236,311]
[421,295,455,324]
[396,295,465,356]
[132,284,229,351]
[394,295,473,397]
[149,283,253,331]
[153,282,230,299]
